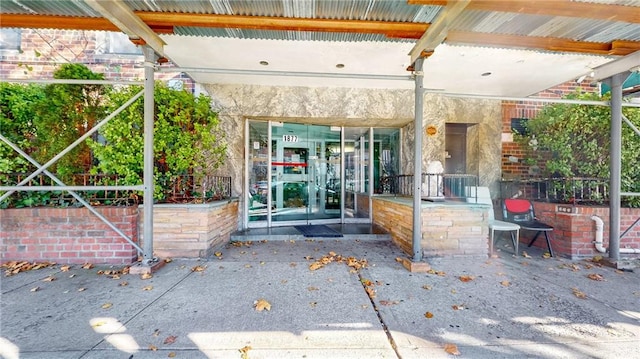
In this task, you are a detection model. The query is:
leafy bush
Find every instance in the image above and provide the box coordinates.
[88,83,226,201]
[518,91,640,207]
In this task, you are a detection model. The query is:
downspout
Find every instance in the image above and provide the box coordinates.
[591,215,640,254]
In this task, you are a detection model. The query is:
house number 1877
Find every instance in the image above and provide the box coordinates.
[282,135,299,143]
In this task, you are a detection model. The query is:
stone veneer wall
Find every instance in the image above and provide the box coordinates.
[372,197,490,258]
[527,202,640,259]
[139,199,239,258]
[1,207,138,264]
[400,94,503,196]
[203,84,503,229]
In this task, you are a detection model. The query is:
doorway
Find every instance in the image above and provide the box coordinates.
[247,121,342,227]
[246,120,400,228]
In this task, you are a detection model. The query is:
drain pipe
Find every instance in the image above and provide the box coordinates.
[591,215,640,254]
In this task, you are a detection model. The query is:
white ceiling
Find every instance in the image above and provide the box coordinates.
[160,35,614,97]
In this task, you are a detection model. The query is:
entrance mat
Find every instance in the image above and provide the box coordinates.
[294,225,344,238]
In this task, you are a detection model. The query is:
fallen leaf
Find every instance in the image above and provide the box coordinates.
[168,352,176,358]
[522,251,532,258]
[42,275,56,282]
[69,274,76,278]
[307,286,319,291]
[149,345,158,351]
[380,300,399,306]
[289,262,297,267]
[119,281,129,286]
[153,329,161,337]
[214,252,222,257]
[452,304,465,310]
[309,262,324,271]
[587,273,605,281]
[191,265,207,272]
[572,287,587,299]
[365,286,376,299]
[309,301,318,308]
[458,275,474,282]
[395,257,403,262]
[424,311,434,318]
[244,264,252,268]
[143,285,153,291]
[444,343,461,355]
[427,269,446,276]
[112,274,121,280]
[239,345,252,359]
[30,286,39,292]
[163,335,177,345]
[164,258,173,263]
[542,252,551,259]
[141,272,153,280]
[60,265,71,272]
[422,285,432,290]
[254,298,271,311]
[500,280,511,287]
[78,287,86,292]
[592,255,603,262]
[82,263,94,270]
[615,270,624,275]
[101,302,113,309]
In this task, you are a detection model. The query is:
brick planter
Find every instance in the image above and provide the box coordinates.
[373,196,490,258]
[1,207,138,265]
[523,202,640,259]
[140,199,239,258]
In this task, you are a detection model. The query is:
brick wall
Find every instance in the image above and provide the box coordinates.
[1,207,138,264]
[372,197,490,258]
[522,202,640,259]
[500,82,599,179]
[140,199,239,258]
[1,29,194,92]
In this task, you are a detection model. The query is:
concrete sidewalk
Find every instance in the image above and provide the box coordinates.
[1,238,639,359]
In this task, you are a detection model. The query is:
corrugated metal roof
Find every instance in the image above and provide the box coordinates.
[2,0,640,45]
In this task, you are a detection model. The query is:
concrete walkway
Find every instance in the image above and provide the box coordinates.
[1,238,639,359]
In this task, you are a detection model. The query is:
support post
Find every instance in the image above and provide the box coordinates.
[413,57,425,261]
[142,46,156,265]
[608,72,626,262]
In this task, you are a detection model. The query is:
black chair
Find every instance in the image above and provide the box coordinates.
[502,199,554,257]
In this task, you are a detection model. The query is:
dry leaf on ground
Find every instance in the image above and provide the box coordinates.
[444,343,461,355]
[30,286,39,292]
[424,311,434,318]
[587,273,605,281]
[572,287,587,299]
[239,345,252,359]
[101,302,113,309]
[422,285,432,290]
[42,275,56,282]
[78,287,86,292]
[141,272,153,280]
[254,298,271,311]
[379,300,399,306]
[143,285,153,291]
[163,335,177,345]
[452,304,464,310]
[500,280,511,287]
[119,281,128,286]
[60,265,71,272]
[427,269,446,276]
[458,275,474,282]
[168,352,176,358]
[149,345,158,351]
[191,265,207,272]
[522,251,532,258]
[82,263,94,270]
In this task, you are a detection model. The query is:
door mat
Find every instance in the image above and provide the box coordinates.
[294,225,343,238]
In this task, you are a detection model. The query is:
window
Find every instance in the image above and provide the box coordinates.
[511,118,529,135]
[0,28,21,51]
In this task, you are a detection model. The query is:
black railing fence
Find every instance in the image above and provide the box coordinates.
[1,173,232,207]
[500,177,609,204]
[379,173,479,200]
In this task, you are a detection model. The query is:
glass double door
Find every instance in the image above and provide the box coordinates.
[248,121,341,226]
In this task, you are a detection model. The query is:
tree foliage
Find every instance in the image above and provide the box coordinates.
[88,83,226,200]
[32,63,109,178]
[519,91,640,207]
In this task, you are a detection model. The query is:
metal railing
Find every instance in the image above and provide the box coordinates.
[379,173,478,200]
[1,173,232,207]
[500,177,609,204]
